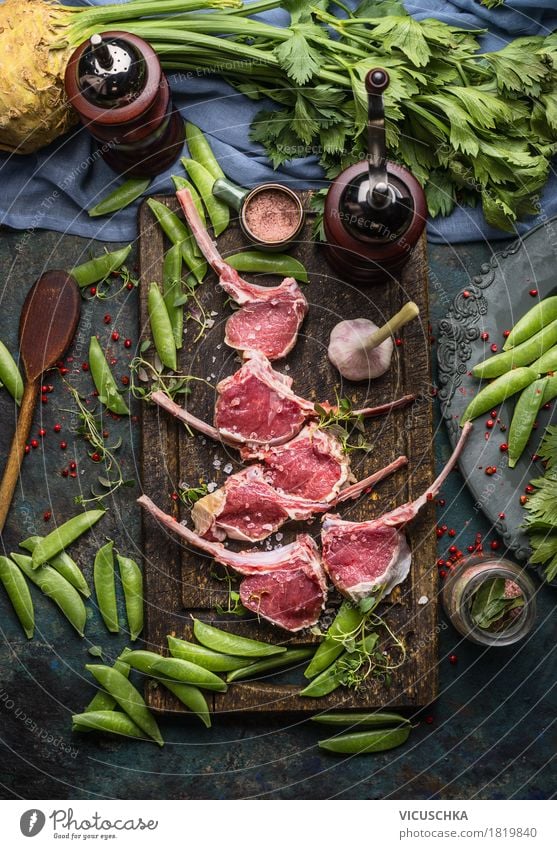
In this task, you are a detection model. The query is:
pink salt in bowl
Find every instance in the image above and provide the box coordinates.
[213,178,305,251]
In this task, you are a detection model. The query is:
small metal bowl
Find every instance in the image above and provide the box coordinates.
[213,178,305,252]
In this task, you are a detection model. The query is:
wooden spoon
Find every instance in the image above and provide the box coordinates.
[0,271,81,533]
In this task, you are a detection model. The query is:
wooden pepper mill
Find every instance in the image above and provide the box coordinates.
[65,32,184,177]
[323,68,427,283]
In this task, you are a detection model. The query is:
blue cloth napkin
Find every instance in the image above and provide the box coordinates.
[1,0,556,245]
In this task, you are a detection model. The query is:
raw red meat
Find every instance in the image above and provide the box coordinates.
[138,495,327,631]
[192,455,408,542]
[321,423,472,602]
[176,187,308,360]
[244,423,352,499]
[214,349,313,448]
[151,349,415,454]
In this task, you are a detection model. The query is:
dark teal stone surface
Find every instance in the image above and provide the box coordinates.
[0,230,554,799]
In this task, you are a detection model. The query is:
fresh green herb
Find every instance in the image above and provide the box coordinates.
[241,2,557,232]
[314,397,374,453]
[179,482,209,507]
[130,356,206,402]
[212,568,248,617]
[469,577,525,631]
[88,264,140,301]
[62,383,134,504]
[523,424,557,581]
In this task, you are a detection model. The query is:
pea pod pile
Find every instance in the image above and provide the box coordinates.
[0,510,143,641]
[461,295,557,466]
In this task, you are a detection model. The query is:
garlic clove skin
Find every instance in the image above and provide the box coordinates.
[328,318,394,382]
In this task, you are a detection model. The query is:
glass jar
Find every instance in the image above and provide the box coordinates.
[441,555,537,646]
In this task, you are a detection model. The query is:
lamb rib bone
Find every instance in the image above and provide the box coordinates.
[321,423,472,602]
[176,187,308,360]
[192,454,408,542]
[138,495,327,632]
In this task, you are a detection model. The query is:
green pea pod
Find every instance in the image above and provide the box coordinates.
[0,340,23,406]
[162,245,184,350]
[472,319,557,379]
[508,377,549,469]
[503,296,557,350]
[300,633,379,698]
[311,712,411,727]
[147,198,206,282]
[155,679,211,728]
[117,554,143,641]
[304,601,365,679]
[0,555,34,639]
[171,175,206,224]
[167,635,253,672]
[185,121,225,182]
[227,648,314,682]
[88,178,151,218]
[94,541,118,634]
[89,336,130,415]
[318,725,411,755]
[460,367,538,425]
[30,509,105,569]
[122,649,227,692]
[85,659,130,712]
[541,373,557,404]
[530,344,557,375]
[12,553,87,637]
[20,536,90,597]
[70,245,132,288]
[227,251,308,284]
[181,157,229,236]
[85,664,163,746]
[193,618,286,658]
[148,282,177,371]
[72,710,149,741]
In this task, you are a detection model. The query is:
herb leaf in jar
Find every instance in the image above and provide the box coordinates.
[470,577,525,631]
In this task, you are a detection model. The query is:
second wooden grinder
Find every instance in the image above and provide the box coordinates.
[323,68,427,284]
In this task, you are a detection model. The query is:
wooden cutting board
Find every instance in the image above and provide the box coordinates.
[138,193,437,715]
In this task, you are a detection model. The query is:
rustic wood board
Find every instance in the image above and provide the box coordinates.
[139,192,437,715]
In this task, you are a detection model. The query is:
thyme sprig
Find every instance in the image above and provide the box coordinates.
[88,265,140,301]
[62,382,134,504]
[130,354,209,402]
[212,568,248,617]
[314,396,375,453]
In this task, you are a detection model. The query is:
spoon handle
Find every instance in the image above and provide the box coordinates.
[0,378,39,533]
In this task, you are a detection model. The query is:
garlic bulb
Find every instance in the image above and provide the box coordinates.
[328,302,420,381]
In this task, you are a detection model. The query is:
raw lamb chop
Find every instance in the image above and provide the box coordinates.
[151,349,415,454]
[247,423,354,499]
[320,423,472,602]
[138,495,327,631]
[176,187,308,360]
[192,455,408,542]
